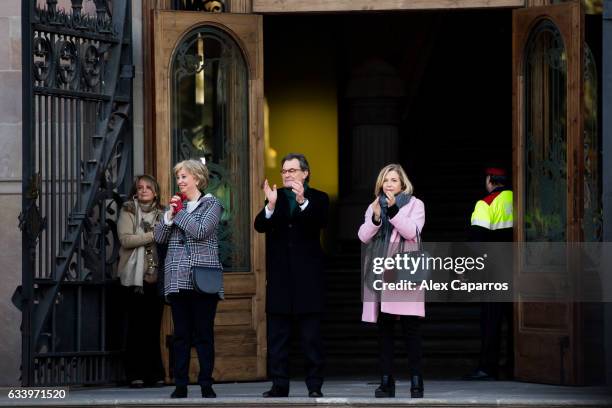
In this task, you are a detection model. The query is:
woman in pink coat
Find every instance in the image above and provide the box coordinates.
[358,163,425,399]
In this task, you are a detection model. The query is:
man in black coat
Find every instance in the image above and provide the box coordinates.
[254,153,329,398]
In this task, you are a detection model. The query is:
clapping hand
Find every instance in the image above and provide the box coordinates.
[371,197,381,223]
[263,179,278,210]
[290,181,305,205]
[384,191,396,207]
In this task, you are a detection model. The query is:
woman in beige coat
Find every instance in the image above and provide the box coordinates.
[117,175,165,388]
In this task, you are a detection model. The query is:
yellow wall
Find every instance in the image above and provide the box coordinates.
[263,17,338,202]
[264,88,338,201]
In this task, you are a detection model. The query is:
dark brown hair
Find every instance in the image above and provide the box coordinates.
[129,174,163,209]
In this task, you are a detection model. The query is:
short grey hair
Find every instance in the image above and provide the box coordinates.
[281,153,310,182]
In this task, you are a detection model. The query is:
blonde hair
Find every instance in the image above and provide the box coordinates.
[173,159,209,190]
[373,164,414,197]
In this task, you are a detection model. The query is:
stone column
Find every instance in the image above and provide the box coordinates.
[0,0,24,387]
[132,0,144,175]
[338,58,404,240]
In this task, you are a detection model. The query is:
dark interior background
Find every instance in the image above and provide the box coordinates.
[265,9,514,379]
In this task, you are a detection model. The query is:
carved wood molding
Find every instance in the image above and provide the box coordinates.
[229,0,253,12]
[526,0,550,6]
[253,0,525,13]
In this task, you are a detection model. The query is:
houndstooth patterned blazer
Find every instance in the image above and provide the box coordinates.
[154,193,224,298]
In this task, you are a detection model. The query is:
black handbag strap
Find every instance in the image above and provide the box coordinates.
[400,224,424,251]
[416,225,423,250]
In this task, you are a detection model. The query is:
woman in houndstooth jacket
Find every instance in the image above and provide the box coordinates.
[154,159,223,399]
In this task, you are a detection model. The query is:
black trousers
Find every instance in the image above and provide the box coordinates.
[377,312,422,377]
[479,302,513,376]
[168,290,219,386]
[267,313,324,390]
[124,282,165,383]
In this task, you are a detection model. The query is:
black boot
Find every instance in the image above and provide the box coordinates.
[170,385,188,398]
[262,384,289,397]
[410,375,424,398]
[201,384,216,398]
[374,375,395,398]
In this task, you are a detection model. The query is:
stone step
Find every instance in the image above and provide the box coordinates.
[3,380,608,407]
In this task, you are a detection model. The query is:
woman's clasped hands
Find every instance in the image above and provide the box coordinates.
[169,192,187,217]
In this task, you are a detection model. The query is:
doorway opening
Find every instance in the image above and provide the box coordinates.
[264,9,513,379]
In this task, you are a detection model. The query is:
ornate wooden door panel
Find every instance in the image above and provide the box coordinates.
[513,1,584,385]
[152,10,265,382]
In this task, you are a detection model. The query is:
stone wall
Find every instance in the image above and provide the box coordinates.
[0,0,23,387]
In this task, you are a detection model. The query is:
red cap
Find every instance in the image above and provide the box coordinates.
[485,167,507,177]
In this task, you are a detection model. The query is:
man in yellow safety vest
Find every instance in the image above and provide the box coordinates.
[463,166,513,381]
[469,167,513,242]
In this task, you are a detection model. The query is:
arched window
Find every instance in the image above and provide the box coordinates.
[583,43,602,242]
[171,26,250,271]
[524,20,567,242]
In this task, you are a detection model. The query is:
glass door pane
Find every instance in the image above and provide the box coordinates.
[171,27,250,271]
[524,20,568,242]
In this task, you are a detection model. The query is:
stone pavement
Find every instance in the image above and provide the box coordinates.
[1,379,611,407]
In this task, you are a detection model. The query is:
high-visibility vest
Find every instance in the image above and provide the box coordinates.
[471,189,513,230]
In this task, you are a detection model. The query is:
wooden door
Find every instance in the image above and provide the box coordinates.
[152,10,266,382]
[513,1,584,385]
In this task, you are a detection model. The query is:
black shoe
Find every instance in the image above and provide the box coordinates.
[170,385,188,398]
[462,369,496,381]
[410,375,424,398]
[374,375,395,398]
[201,385,216,398]
[308,388,323,398]
[262,385,289,397]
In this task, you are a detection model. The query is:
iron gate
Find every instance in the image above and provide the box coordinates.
[17,0,133,386]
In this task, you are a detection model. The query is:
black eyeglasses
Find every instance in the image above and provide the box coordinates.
[280,168,302,175]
